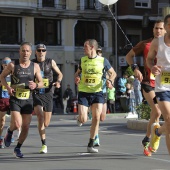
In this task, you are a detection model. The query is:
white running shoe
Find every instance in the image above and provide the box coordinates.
[125,112,138,119]
[87,147,98,153]
[76,116,82,127]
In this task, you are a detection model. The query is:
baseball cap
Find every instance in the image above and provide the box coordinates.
[36,44,46,50]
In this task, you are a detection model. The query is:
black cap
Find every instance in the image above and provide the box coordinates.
[36,44,46,50]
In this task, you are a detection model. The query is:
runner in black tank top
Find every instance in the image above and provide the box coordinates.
[32,44,63,154]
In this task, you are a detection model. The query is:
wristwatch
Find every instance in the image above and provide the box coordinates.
[57,80,61,83]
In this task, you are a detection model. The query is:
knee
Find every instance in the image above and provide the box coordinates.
[0,120,5,128]
[80,118,87,124]
[21,124,29,132]
[92,115,100,122]
[44,122,49,127]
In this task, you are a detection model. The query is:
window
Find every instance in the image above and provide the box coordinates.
[75,21,104,47]
[34,18,61,45]
[135,0,151,8]
[0,16,22,44]
[43,0,54,7]
[84,0,95,9]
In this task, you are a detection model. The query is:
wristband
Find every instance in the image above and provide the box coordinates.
[57,80,61,83]
[36,83,38,89]
[131,64,138,72]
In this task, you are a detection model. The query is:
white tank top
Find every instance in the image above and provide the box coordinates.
[155,36,170,92]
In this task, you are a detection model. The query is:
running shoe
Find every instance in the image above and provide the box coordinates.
[142,141,152,156]
[39,145,47,154]
[94,135,100,147]
[150,123,161,152]
[88,112,92,120]
[76,116,82,127]
[11,135,15,143]
[4,127,12,147]
[87,146,98,153]
[0,138,4,149]
[14,148,23,158]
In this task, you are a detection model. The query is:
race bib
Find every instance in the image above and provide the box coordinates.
[160,71,170,87]
[2,82,11,91]
[43,78,49,88]
[150,73,155,80]
[15,88,30,99]
[84,75,99,86]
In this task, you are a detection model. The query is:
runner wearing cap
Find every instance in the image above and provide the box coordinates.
[32,44,63,154]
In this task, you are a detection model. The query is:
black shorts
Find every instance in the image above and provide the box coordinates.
[78,91,104,107]
[141,84,154,93]
[33,92,53,112]
[10,96,33,114]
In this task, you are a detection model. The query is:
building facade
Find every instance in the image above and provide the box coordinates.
[115,0,169,76]
[0,0,169,96]
[0,0,114,96]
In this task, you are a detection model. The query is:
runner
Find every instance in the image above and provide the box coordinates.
[75,39,116,153]
[1,42,43,158]
[32,44,63,154]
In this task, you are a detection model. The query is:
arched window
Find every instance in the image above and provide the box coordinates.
[75,21,104,47]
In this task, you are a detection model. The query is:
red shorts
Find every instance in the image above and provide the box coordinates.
[0,98,10,112]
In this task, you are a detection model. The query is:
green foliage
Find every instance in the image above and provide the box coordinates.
[136,102,151,120]
[124,66,134,77]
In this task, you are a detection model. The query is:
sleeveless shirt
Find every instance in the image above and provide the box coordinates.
[11,60,34,99]
[32,58,53,94]
[155,36,170,92]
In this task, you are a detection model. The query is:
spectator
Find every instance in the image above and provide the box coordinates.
[54,87,63,109]
[63,84,73,113]
[117,73,128,96]
[125,77,138,118]
[107,87,115,113]
[133,76,143,106]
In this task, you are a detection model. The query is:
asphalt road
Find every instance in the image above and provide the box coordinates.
[1,114,170,170]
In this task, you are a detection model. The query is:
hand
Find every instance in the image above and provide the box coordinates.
[151,65,162,76]
[29,81,37,90]
[53,82,61,88]
[75,76,80,85]
[134,69,143,82]
[7,86,15,96]
[106,80,113,89]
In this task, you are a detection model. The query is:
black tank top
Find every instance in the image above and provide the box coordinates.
[32,58,53,93]
[11,60,35,99]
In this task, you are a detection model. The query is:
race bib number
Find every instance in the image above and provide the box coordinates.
[43,78,49,88]
[150,73,155,80]
[161,71,170,87]
[15,88,30,99]
[2,82,11,91]
[84,76,99,86]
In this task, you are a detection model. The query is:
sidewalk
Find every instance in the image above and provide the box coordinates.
[52,110,162,131]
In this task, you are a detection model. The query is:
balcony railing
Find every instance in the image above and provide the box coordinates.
[77,5,108,11]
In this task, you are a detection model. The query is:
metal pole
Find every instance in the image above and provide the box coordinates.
[115,3,118,73]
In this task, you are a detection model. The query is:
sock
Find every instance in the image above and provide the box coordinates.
[95,134,99,140]
[88,138,94,147]
[8,128,13,135]
[142,136,150,143]
[41,139,46,145]
[15,142,22,149]
[155,128,161,137]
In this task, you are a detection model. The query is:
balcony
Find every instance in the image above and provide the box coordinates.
[0,0,37,10]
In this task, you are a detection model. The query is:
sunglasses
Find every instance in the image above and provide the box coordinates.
[37,49,46,52]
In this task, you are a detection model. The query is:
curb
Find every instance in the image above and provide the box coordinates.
[127,119,164,131]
